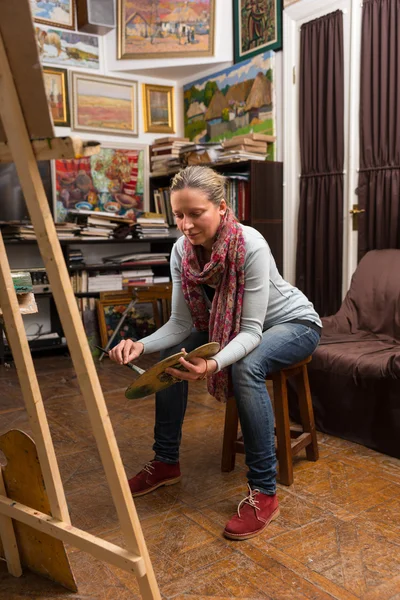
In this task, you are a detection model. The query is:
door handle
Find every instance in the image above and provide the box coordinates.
[349,205,365,231]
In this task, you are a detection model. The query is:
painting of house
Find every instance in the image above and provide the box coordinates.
[183,50,275,148]
[118,0,215,59]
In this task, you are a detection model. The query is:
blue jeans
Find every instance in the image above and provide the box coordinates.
[153,323,320,495]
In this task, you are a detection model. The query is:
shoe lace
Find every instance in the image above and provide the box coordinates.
[237,484,260,518]
[142,461,155,475]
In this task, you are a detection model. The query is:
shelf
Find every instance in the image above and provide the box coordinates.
[4,233,180,245]
[69,263,170,272]
[149,160,255,179]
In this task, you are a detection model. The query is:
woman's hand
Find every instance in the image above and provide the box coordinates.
[166,348,218,381]
[108,339,144,365]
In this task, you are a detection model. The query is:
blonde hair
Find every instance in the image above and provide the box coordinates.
[170,166,227,207]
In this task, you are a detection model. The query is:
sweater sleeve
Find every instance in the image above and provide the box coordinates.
[140,241,193,354]
[211,240,270,371]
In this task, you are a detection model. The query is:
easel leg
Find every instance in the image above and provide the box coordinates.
[0,29,160,600]
[0,468,22,577]
[0,232,70,524]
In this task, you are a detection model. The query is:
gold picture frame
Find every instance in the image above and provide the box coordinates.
[43,67,70,127]
[71,72,138,136]
[142,84,175,134]
[31,0,76,30]
[117,0,215,60]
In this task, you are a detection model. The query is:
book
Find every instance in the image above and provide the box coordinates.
[222,133,276,144]
[153,136,189,144]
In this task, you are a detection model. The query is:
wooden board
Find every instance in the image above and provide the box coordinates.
[0,0,53,142]
[0,137,101,163]
[0,430,77,592]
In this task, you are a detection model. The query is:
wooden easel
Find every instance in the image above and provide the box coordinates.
[0,1,160,598]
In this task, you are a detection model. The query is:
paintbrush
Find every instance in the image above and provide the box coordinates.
[95,345,145,375]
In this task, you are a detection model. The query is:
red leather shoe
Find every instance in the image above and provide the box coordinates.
[224,484,280,540]
[128,460,181,498]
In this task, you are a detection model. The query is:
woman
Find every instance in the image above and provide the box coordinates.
[109,165,321,541]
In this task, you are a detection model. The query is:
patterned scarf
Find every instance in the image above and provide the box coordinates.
[181,209,246,401]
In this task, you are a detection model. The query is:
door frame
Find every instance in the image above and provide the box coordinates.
[283,0,362,295]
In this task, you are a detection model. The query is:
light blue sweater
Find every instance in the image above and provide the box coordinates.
[141,225,321,371]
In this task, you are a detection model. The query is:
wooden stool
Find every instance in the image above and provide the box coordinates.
[221,356,319,485]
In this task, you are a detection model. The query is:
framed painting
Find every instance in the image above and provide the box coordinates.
[142,84,175,134]
[43,67,70,127]
[31,0,76,30]
[233,0,282,63]
[97,297,157,349]
[184,50,275,155]
[117,0,215,59]
[35,25,100,69]
[71,72,138,136]
[53,142,149,223]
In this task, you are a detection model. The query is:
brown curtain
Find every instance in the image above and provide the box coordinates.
[358,0,400,259]
[296,11,344,317]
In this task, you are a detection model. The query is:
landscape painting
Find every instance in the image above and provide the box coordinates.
[71,73,138,136]
[54,145,148,223]
[35,24,100,69]
[31,0,75,29]
[117,0,215,59]
[143,84,175,133]
[183,50,275,149]
[233,0,282,63]
[43,67,70,126]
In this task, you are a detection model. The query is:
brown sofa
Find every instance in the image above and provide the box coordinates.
[289,249,400,459]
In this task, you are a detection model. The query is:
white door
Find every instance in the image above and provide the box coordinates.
[283,0,362,296]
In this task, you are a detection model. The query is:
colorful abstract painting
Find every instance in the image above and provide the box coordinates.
[54,146,148,222]
[98,301,156,349]
[117,0,215,59]
[71,73,138,136]
[31,0,75,29]
[35,24,99,69]
[233,0,282,63]
[184,50,275,149]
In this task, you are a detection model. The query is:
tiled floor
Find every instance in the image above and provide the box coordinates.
[0,353,400,599]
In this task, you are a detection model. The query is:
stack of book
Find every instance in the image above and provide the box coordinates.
[180,141,223,165]
[67,209,134,239]
[219,133,275,162]
[102,251,169,267]
[132,214,170,239]
[0,221,36,240]
[67,248,84,268]
[150,136,189,174]
[121,268,154,287]
[55,223,80,239]
[87,273,123,292]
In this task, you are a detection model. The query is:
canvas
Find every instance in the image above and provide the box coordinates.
[54,144,148,223]
[43,67,70,127]
[183,50,275,151]
[233,0,282,63]
[142,84,175,133]
[35,24,100,69]
[71,72,138,136]
[117,0,215,59]
[97,299,157,349]
[31,0,76,29]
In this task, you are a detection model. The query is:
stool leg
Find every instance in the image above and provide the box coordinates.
[221,395,239,472]
[273,373,293,486]
[296,366,319,461]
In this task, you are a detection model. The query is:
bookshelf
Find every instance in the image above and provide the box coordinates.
[2,234,179,360]
[149,160,283,271]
